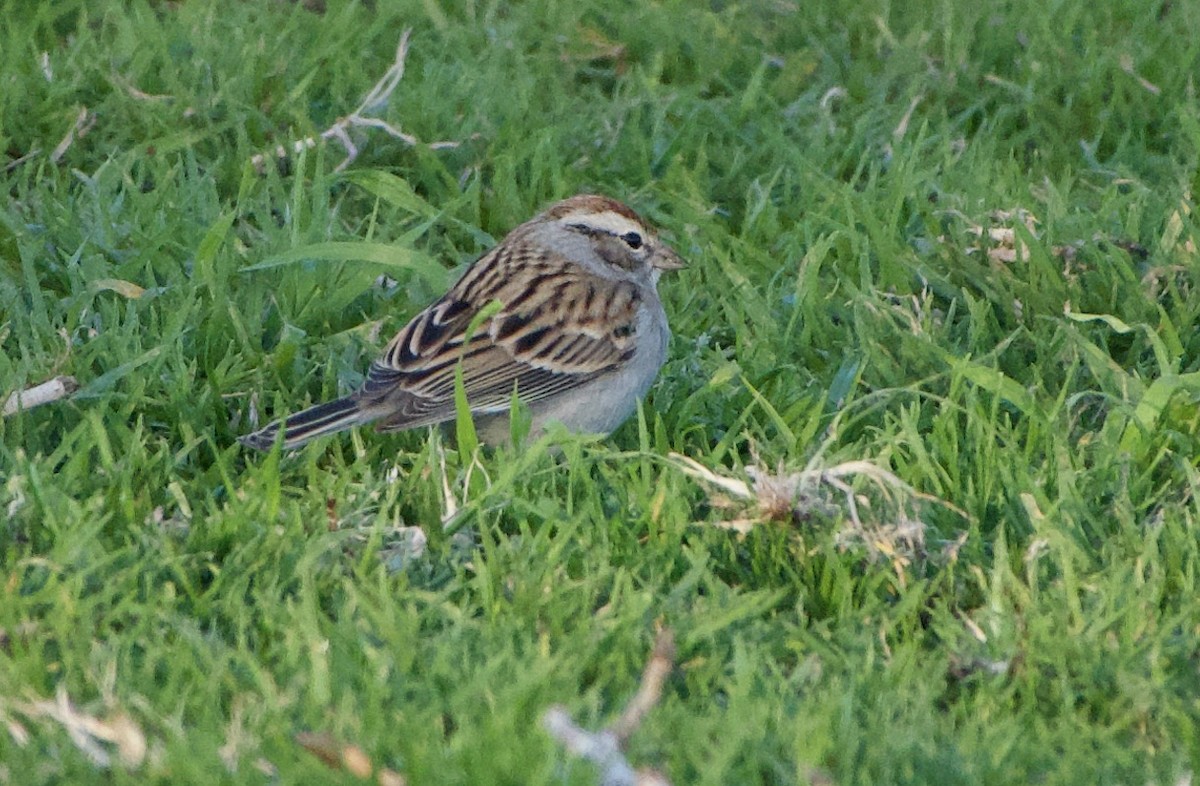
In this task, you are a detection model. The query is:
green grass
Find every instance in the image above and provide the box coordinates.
[3,0,1200,783]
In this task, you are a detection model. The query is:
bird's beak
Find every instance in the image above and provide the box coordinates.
[652,243,686,271]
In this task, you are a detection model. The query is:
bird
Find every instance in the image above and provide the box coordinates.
[240,194,684,451]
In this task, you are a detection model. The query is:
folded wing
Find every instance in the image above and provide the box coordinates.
[357,245,641,432]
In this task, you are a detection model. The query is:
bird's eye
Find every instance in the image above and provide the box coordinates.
[621,231,643,250]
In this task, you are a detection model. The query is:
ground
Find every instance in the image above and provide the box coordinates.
[2,1,1199,784]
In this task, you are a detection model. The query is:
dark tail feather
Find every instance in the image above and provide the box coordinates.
[239,396,368,451]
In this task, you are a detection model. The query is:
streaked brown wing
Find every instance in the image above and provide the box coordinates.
[356,244,641,431]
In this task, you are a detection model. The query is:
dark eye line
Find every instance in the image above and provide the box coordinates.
[561,223,648,253]
[567,223,646,252]
[566,222,598,236]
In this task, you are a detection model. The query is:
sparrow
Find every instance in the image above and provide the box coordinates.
[240,194,684,451]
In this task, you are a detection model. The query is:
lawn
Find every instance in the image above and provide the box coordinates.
[3,0,1200,783]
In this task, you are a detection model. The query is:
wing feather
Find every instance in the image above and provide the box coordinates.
[356,244,641,431]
